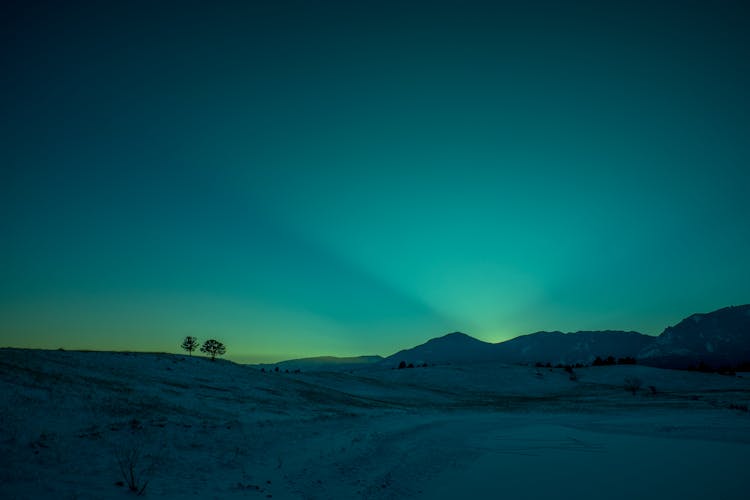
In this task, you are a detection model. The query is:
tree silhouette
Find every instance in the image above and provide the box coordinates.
[180,336,199,356]
[200,339,226,361]
[624,376,642,396]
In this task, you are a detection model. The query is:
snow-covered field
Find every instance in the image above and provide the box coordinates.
[2,349,749,499]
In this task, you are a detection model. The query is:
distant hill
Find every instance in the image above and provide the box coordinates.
[384,332,497,366]
[256,355,383,372]
[638,304,750,369]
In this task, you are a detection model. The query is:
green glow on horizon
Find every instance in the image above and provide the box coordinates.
[1,1,749,363]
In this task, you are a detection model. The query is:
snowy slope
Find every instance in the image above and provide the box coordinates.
[255,355,383,372]
[2,348,750,499]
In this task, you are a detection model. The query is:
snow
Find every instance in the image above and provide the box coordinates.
[418,418,748,499]
[2,348,749,499]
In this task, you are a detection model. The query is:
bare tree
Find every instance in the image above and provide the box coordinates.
[200,339,226,361]
[180,336,199,356]
[624,376,642,396]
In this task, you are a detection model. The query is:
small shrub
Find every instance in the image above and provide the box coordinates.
[115,444,155,496]
[398,361,407,369]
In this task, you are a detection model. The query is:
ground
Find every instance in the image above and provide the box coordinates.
[1,349,748,499]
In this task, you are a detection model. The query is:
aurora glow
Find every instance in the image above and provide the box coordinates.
[2,1,749,362]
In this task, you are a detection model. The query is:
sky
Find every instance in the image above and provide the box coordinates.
[1,1,749,362]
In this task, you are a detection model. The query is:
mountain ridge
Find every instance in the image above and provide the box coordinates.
[384,329,654,367]
[263,304,750,371]
[638,304,750,369]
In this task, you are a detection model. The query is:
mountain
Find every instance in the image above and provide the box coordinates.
[256,355,383,371]
[493,330,654,365]
[638,304,750,369]
[268,304,750,371]
[385,332,497,366]
[385,330,654,366]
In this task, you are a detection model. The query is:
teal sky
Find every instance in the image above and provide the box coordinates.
[2,1,749,362]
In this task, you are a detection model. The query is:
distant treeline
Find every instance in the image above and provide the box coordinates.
[260,366,301,374]
[532,357,750,374]
[397,361,430,369]
[534,356,637,369]
[687,361,750,375]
